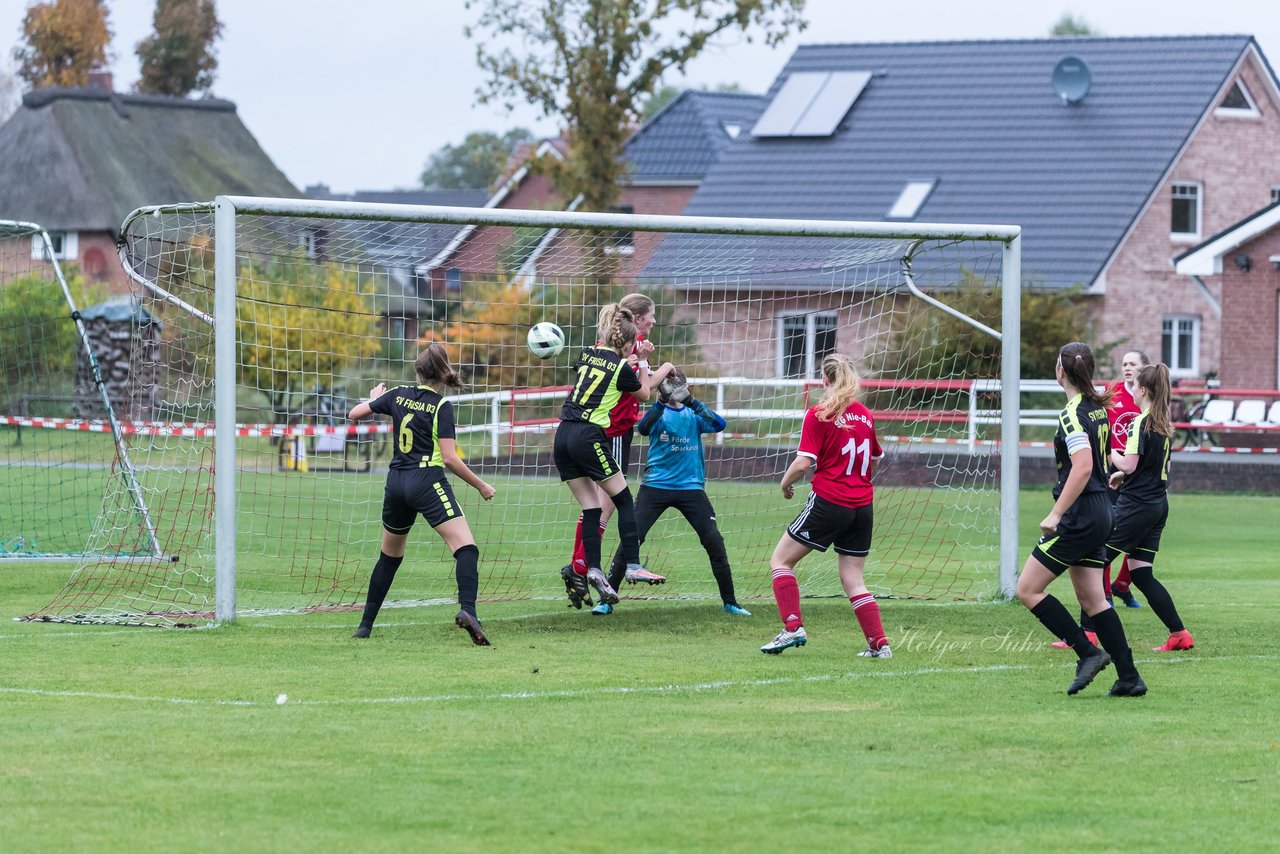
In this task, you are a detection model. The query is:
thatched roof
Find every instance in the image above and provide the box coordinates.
[0,87,298,233]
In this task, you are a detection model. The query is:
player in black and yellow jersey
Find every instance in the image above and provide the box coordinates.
[348,343,496,644]
[554,303,675,608]
[1108,363,1193,664]
[1016,342,1146,696]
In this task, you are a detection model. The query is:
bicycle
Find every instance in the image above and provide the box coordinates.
[1170,370,1220,450]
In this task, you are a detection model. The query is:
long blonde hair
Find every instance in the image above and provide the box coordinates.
[816,354,861,422]
[596,303,637,352]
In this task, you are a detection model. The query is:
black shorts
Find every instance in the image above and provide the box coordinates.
[1032,491,1112,574]
[786,492,874,556]
[381,468,462,533]
[1106,494,1168,564]
[604,431,635,477]
[553,420,621,482]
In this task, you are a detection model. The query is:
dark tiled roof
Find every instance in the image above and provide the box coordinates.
[0,88,298,232]
[668,35,1260,288]
[625,90,766,183]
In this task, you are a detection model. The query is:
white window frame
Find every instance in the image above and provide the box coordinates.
[1170,182,1202,242]
[1214,79,1260,119]
[1270,185,1280,206]
[776,311,838,378]
[1162,315,1200,378]
[31,230,78,261]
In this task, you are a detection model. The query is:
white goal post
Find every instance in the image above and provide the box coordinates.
[31,196,1021,625]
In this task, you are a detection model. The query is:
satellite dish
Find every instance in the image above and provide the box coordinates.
[1052,56,1092,105]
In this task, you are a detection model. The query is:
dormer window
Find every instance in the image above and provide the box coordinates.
[887,180,937,220]
[1215,80,1259,118]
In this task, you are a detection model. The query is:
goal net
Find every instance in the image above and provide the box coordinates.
[1,221,161,563]
[25,198,1020,625]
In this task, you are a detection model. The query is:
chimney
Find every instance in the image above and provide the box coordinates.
[87,70,113,92]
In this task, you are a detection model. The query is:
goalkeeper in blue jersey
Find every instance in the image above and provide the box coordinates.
[597,370,751,617]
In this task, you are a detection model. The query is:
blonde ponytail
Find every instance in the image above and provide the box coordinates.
[816,354,861,422]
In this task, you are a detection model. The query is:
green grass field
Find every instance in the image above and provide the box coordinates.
[2,489,1277,852]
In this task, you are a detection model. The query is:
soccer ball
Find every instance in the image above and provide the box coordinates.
[527,322,566,359]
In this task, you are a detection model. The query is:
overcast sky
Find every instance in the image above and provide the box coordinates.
[2,0,1277,194]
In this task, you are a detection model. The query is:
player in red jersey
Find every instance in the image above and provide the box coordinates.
[1107,350,1150,608]
[760,354,890,658]
[563,294,668,586]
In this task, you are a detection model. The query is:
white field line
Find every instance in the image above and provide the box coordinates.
[3,654,1274,708]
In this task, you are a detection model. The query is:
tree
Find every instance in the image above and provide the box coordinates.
[420,128,534,190]
[1050,13,1099,36]
[135,0,224,97]
[12,0,111,89]
[466,0,806,212]
[237,258,382,419]
[0,267,104,401]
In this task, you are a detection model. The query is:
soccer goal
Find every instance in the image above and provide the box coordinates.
[1,220,163,564]
[25,197,1021,625]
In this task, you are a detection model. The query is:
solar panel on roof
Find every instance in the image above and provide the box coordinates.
[751,72,829,137]
[751,70,872,137]
[791,71,872,136]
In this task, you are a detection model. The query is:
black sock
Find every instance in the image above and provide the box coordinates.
[609,487,640,567]
[1079,607,1094,633]
[1129,566,1185,633]
[359,551,404,628]
[1090,606,1140,681]
[1030,594,1096,659]
[580,507,602,570]
[454,544,480,616]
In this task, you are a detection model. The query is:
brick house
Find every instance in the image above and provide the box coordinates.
[419,90,766,288]
[305,185,489,342]
[1174,201,1280,389]
[646,36,1280,385]
[0,74,298,292]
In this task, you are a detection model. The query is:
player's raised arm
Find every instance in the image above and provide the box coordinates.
[349,383,387,421]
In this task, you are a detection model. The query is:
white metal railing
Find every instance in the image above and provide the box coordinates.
[446,377,1065,456]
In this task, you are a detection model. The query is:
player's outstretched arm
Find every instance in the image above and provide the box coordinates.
[689,398,727,433]
[348,383,387,421]
[635,361,676,400]
[439,438,496,501]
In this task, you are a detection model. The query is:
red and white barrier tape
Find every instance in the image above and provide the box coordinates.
[0,416,391,439]
[5,416,1277,453]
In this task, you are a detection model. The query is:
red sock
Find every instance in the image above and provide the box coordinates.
[771,568,802,631]
[1103,564,1112,597]
[850,594,887,649]
[570,516,587,575]
[1114,558,1132,594]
